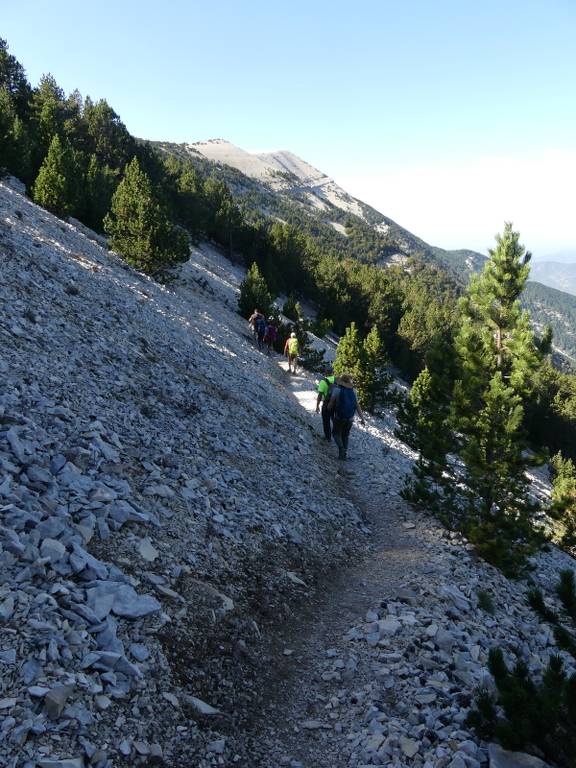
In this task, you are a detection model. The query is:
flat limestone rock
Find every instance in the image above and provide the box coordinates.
[40,537,67,563]
[86,581,161,619]
[488,744,553,768]
[186,695,220,716]
[301,720,329,730]
[138,537,159,562]
[400,736,420,758]
[44,685,74,720]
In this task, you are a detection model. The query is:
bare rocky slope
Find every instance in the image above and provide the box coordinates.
[1,179,576,768]
[0,179,366,767]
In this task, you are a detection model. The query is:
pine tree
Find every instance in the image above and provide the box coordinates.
[32,133,76,217]
[334,322,365,395]
[10,115,33,184]
[0,38,32,115]
[282,294,299,321]
[203,175,243,256]
[550,452,576,554]
[175,165,205,233]
[83,154,116,231]
[30,74,67,169]
[82,97,135,169]
[103,157,188,274]
[238,262,273,319]
[0,86,16,174]
[451,223,543,570]
[361,326,391,413]
[396,336,455,510]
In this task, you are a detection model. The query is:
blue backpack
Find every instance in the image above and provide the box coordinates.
[336,387,357,419]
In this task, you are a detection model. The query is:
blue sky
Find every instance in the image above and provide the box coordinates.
[3,0,576,256]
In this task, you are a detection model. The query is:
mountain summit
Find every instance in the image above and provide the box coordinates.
[189,139,370,221]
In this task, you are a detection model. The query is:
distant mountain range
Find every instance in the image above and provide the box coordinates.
[153,139,576,361]
[533,249,576,264]
[529,261,576,296]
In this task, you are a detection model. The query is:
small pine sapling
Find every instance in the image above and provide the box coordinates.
[477,589,495,615]
[556,569,576,622]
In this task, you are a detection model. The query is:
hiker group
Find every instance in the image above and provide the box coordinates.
[248,309,278,355]
[249,307,364,461]
[316,371,364,461]
[248,308,299,373]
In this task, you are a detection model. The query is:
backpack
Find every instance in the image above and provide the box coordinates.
[255,316,266,334]
[336,387,357,419]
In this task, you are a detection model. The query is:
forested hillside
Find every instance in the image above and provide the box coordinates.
[154,139,576,362]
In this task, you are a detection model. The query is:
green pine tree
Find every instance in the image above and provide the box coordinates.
[396,336,455,510]
[103,157,189,275]
[32,133,76,217]
[10,115,33,184]
[238,262,273,319]
[282,293,299,321]
[550,452,576,554]
[83,154,116,231]
[334,322,364,395]
[467,649,576,767]
[361,326,391,413]
[175,165,205,233]
[30,74,67,169]
[451,223,543,571]
[0,38,32,115]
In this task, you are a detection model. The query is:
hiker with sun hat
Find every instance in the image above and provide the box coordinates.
[327,373,365,460]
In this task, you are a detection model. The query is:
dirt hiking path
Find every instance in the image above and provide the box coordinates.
[236,361,430,767]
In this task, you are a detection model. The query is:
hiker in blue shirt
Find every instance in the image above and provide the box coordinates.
[327,373,365,460]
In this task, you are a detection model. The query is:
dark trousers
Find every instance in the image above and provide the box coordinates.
[321,403,334,440]
[333,417,353,457]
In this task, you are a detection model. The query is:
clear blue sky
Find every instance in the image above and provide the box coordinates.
[3,0,576,256]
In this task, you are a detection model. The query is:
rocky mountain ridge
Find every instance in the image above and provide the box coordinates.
[1,178,576,768]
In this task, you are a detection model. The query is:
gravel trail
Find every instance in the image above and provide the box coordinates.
[237,363,427,766]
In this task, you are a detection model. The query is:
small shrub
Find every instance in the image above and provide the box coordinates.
[463,518,538,578]
[477,589,495,615]
[553,625,576,658]
[467,648,576,767]
[557,569,576,622]
[527,587,559,624]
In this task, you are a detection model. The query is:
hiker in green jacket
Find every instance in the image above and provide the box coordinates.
[316,372,336,440]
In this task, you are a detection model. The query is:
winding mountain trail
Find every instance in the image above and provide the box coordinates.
[231,361,576,768]
[233,363,430,766]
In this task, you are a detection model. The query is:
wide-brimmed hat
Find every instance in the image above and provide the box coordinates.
[338,373,354,388]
